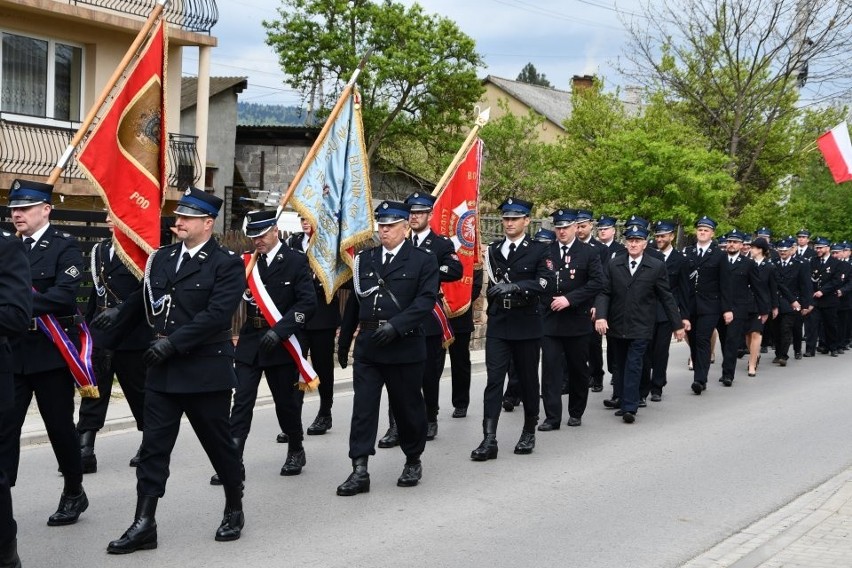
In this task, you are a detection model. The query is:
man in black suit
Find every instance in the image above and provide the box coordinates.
[683,216,732,394]
[796,229,817,353]
[807,237,844,356]
[640,220,690,402]
[471,197,554,460]
[210,210,315,484]
[446,268,483,418]
[795,229,816,260]
[0,179,88,527]
[76,216,150,472]
[101,188,247,552]
[539,209,603,430]
[336,201,438,495]
[576,210,608,392]
[287,215,340,437]
[832,243,852,352]
[0,231,32,568]
[595,225,686,423]
[771,239,813,365]
[718,230,770,386]
[377,192,462,447]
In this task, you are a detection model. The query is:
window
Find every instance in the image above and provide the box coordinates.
[1,31,83,121]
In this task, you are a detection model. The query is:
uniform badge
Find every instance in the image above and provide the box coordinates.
[65,266,81,278]
[440,265,448,273]
[295,312,305,323]
[184,188,192,196]
[539,278,547,288]
[545,259,554,270]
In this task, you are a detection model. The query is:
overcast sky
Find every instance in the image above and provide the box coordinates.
[182,0,646,106]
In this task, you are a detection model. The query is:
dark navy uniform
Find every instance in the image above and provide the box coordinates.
[0,231,32,564]
[540,212,603,429]
[287,231,340,434]
[77,237,151,470]
[771,242,813,362]
[807,241,844,355]
[446,268,483,415]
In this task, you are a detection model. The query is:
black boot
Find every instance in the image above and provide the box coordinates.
[306,414,332,435]
[425,407,438,441]
[215,485,245,541]
[514,417,537,455]
[0,538,21,568]
[280,439,306,476]
[337,456,370,496]
[129,444,142,468]
[47,486,88,526]
[211,437,245,486]
[378,413,399,448]
[79,430,97,474]
[107,495,158,554]
[470,419,498,461]
[397,456,422,487]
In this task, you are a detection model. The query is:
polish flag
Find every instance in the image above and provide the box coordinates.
[817,121,852,184]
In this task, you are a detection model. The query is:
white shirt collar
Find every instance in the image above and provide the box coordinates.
[413,228,431,244]
[25,222,51,245]
[181,239,209,259]
[559,238,576,250]
[264,240,283,261]
[728,253,740,263]
[383,240,405,258]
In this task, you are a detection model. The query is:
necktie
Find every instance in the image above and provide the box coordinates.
[630,260,637,272]
[176,251,191,274]
[23,237,35,250]
[698,248,704,258]
[384,252,394,265]
[508,242,517,260]
[561,245,569,264]
[412,235,419,248]
[258,253,269,276]
[730,257,735,265]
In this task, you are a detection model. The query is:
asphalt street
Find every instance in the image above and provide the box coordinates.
[13,341,852,568]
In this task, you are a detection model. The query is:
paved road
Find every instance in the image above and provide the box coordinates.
[13,342,852,567]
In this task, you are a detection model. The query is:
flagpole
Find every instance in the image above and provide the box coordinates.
[431,107,490,198]
[47,0,169,185]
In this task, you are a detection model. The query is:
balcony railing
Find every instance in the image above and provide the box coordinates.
[69,0,219,33]
[0,114,201,188]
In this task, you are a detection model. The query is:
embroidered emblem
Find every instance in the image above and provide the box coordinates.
[440,265,448,273]
[295,312,305,323]
[539,278,547,288]
[65,266,81,278]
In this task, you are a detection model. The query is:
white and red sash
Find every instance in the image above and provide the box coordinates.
[33,300,98,398]
[433,301,455,349]
[243,254,319,391]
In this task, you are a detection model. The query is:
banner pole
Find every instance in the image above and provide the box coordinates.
[431,107,490,198]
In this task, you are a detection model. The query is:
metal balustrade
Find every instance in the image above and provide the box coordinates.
[70,0,219,33]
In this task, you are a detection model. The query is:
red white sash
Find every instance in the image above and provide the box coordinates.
[433,301,455,349]
[243,254,319,391]
[33,303,98,398]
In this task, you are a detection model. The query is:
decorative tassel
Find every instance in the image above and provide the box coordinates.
[79,385,100,399]
[298,378,320,393]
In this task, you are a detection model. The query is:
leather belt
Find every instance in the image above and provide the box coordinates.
[250,317,270,329]
[359,320,388,331]
[154,330,233,344]
[28,314,83,332]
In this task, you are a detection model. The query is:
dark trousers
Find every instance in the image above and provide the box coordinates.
[448,332,472,409]
[0,368,81,487]
[300,328,336,415]
[641,321,673,397]
[722,316,749,378]
[772,312,796,360]
[839,309,851,346]
[422,334,446,420]
[541,334,590,424]
[791,312,804,354]
[0,467,13,548]
[230,362,304,442]
[687,313,719,384]
[77,348,146,432]
[137,389,241,497]
[608,337,649,413]
[805,309,823,351]
[349,360,426,459]
[811,306,840,351]
[589,332,604,386]
[484,337,540,421]
[504,360,521,399]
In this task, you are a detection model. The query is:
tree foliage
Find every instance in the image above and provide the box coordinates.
[263,0,484,176]
[516,63,552,88]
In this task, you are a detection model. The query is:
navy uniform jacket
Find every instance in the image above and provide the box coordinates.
[287,232,340,330]
[409,230,463,336]
[585,237,612,274]
[543,239,604,337]
[485,236,555,341]
[683,244,733,316]
[235,243,316,367]
[810,256,843,308]
[835,260,852,308]
[652,248,690,324]
[11,225,84,375]
[117,239,244,393]
[595,254,683,340]
[795,247,816,261]
[771,257,813,314]
[753,258,779,313]
[448,268,483,335]
[0,233,33,411]
[347,241,439,364]
[725,255,771,318]
[86,238,151,351]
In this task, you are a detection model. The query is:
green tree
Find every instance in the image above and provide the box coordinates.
[516,63,552,88]
[263,0,484,178]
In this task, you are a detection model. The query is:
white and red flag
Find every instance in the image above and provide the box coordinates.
[817,121,852,184]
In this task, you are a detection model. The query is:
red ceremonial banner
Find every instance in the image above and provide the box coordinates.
[78,19,167,278]
[430,138,483,317]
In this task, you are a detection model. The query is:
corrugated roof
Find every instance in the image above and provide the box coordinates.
[484,75,572,129]
[181,76,248,110]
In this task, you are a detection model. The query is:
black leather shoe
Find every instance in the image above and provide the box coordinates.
[276,432,289,443]
[215,508,245,541]
[513,431,535,455]
[397,461,422,487]
[831,350,839,357]
[566,416,582,427]
[307,415,332,435]
[107,496,158,554]
[377,425,399,448]
[650,393,662,402]
[778,358,787,367]
[79,431,97,474]
[537,421,559,431]
[590,384,603,393]
[337,457,370,496]
[280,449,306,476]
[772,357,781,364]
[638,398,647,408]
[129,445,142,468]
[721,376,733,386]
[425,421,438,441]
[622,411,636,424]
[502,396,520,412]
[452,407,467,418]
[603,397,620,408]
[691,381,704,395]
[0,538,21,567]
[47,489,88,526]
[760,346,768,354]
[794,352,802,360]
[803,350,815,357]
[211,461,245,486]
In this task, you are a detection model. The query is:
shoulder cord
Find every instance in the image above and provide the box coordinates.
[353,253,380,298]
[90,242,105,297]
[143,250,171,328]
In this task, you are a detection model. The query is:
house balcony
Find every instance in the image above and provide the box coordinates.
[0,113,201,195]
[65,0,218,33]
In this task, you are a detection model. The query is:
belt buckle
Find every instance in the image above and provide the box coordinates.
[28,319,38,331]
[503,298,511,309]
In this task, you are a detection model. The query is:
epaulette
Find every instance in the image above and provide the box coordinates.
[411,245,432,256]
[218,245,236,255]
[0,230,10,238]
[52,229,74,240]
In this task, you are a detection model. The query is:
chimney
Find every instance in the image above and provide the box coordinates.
[571,75,596,92]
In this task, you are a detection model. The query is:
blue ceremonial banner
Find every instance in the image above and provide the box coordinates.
[290,89,374,302]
